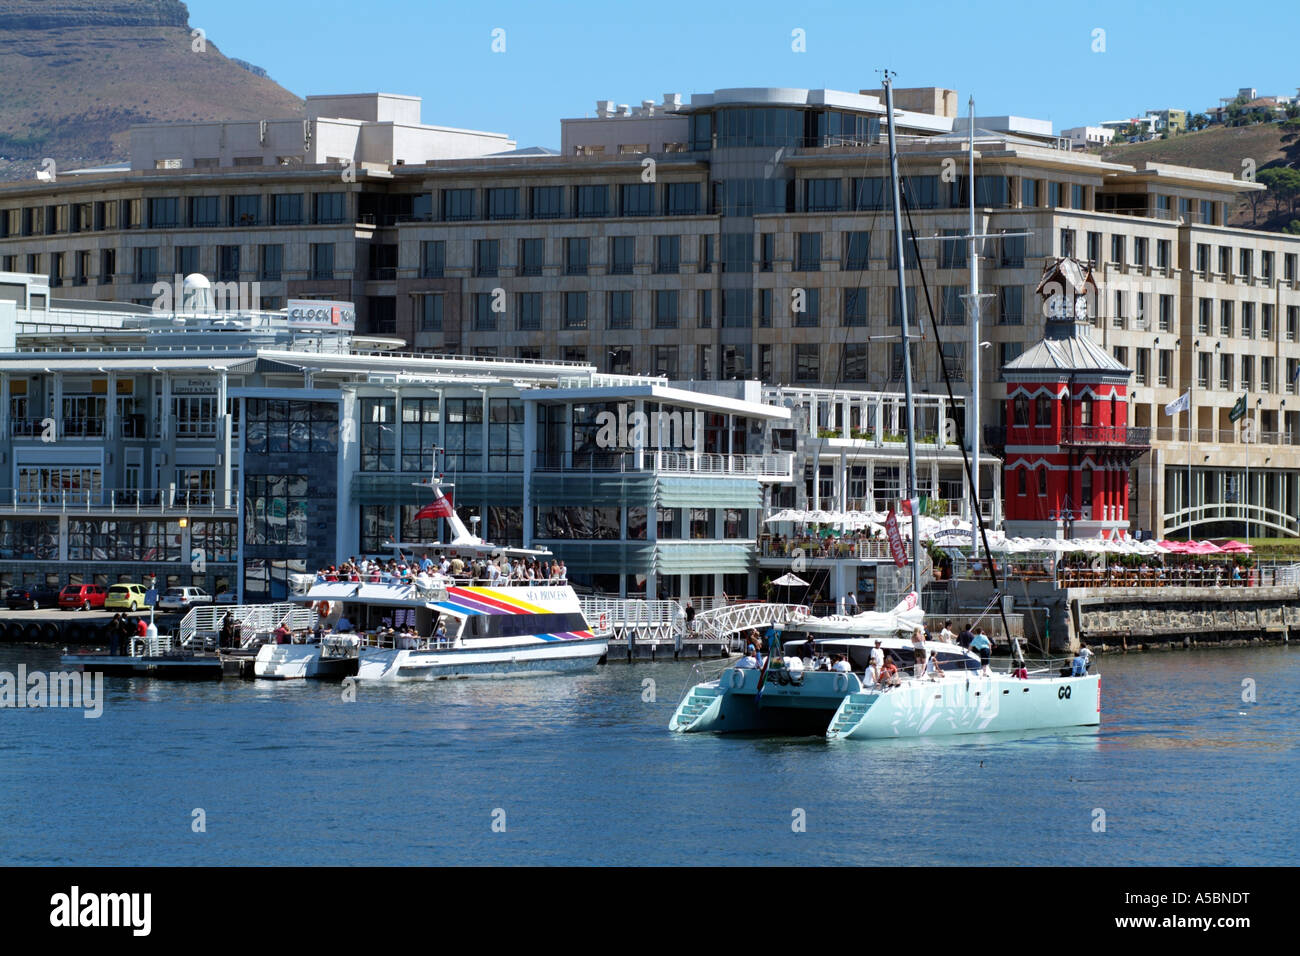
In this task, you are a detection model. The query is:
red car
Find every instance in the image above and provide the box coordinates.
[58,584,108,611]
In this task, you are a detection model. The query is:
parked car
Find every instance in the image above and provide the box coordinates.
[58,584,108,611]
[6,584,63,610]
[104,583,153,611]
[158,586,211,611]
[214,590,237,605]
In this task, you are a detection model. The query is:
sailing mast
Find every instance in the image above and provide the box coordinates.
[967,95,981,560]
[883,74,923,595]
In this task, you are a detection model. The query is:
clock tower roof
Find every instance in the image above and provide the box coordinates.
[1002,256,1130,380]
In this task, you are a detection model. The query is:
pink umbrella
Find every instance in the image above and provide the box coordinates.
[1158,540,1191,553]
[1217,540,1253,553]
[1190,540,1222,554]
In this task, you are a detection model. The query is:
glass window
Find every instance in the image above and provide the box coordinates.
[244,477,308,548]
[443,398,484,472]
[665,182,700,216]
[565,237,588,275]
[189,195,220,227]
[609,236,635,274]
[564,291,587,329]
[609,290,634,329]
[804,178,841,212]
[230,194,261,226]
[418,293,444,332]
[486,187,520,220]
[655,235,680,274]
[619,183,654,216]
[574,185,609,218]
[474,239,499,277]
[518,238,544,276]
[359,398,395,471]
[530,186,564,219]
[488,398,523,471]
[441,189,475,221]
[259,244,282,281]
[517,292,542,330]
[421,240,445,278]
[272,194,303,225]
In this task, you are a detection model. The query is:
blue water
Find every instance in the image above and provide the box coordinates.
[0,644,1296,865]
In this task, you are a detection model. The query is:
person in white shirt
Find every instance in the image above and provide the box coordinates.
[939,620,956,644]
[831,654,851,673]
[865,661,881,687]
[870,640,885,672]
[911,627,928,678]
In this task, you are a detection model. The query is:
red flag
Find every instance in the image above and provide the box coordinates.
[414,496,454,521]
[885,509,907,568]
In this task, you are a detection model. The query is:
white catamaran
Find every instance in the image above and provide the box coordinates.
[270,454,609,681]
[671,75,1100,739]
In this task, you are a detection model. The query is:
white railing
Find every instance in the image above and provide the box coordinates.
[178,602,317,650]
[0,487,237,514]
[693,603,810,646]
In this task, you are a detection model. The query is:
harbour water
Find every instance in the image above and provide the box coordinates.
[1,644,1296,866]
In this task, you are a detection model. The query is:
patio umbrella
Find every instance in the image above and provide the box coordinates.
[1218,540,1253,553]
[771,571,809,606]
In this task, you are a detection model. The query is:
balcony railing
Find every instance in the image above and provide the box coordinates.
[0,488,238,514]
[536,450,793,480]
[1060,425,1151,447]
[12,417,107,439]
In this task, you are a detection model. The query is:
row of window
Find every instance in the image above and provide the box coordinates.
[0,193,350,238]
[1190,350,1300,394]
[420,182,704,223]
[21,243,336,286]
[1195,301,1300,340]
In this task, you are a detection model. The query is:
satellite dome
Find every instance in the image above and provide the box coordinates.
[181,273,214,313]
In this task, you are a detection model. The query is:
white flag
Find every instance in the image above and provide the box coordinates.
[1164,390,1190,416]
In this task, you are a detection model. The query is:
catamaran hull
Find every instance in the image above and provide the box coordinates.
[253,644,357,680]
[835,674,1100,738]
[671,668,1101,738]
[355,637,608,681]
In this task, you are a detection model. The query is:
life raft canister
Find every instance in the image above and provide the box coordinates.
[315,601,332,617]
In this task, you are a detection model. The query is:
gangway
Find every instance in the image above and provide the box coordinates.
[177,603,318,650]
[578,598,810,660]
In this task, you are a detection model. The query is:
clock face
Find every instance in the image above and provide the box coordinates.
[1074,296,1089,319]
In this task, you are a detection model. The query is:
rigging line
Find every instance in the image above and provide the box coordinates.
[898,182,1024,666]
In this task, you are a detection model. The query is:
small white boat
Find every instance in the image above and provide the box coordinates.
[253,634,359,680]
[670,595,1099,738]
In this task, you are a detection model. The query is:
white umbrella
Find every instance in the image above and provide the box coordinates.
[771,571,810,606]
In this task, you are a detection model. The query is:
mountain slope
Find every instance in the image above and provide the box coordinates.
[0,0,303,179]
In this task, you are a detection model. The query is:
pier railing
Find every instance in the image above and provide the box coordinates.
[0,487,238,515]
[179,603,317,650]
[536,450,793,480]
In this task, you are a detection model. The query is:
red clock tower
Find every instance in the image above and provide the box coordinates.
[991,258,1150,539]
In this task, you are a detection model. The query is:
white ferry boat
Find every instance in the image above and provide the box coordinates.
[282,458,608,681]
[670,595,1100,738]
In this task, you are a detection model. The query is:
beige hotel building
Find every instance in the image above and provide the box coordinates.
[2,86,1298,542]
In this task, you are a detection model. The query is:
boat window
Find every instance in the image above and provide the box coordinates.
[466,612,590,640]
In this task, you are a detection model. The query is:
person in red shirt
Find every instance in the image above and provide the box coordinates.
[135,617,147,637]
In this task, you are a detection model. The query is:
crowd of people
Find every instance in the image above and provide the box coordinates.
[730,619,1095,691]
[316,552,568,587]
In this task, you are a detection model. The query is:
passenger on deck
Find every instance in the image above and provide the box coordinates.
[925,653,944,679]
[736,645,759,669]
[870,640,885,673]
[1071,650,1089,676]
[832,654,851,673]
[911,628,928,678]
[434,621,447,643]
[274,624,290,645]
[969,628,992,675]
[1013,662,1029,679]
[880,659,901,687]
[336,615,352,632]
[940,620,956,643]
[1079,642,1094,670]
[865,660,880,687]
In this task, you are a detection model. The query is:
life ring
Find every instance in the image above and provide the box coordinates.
[729,668,746,689]
[833,672,849,693]
[315,601,332,618]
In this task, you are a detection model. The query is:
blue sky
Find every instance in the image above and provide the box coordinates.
[186,0,1300,148]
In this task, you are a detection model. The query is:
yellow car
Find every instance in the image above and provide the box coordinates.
[104,583,153,611]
